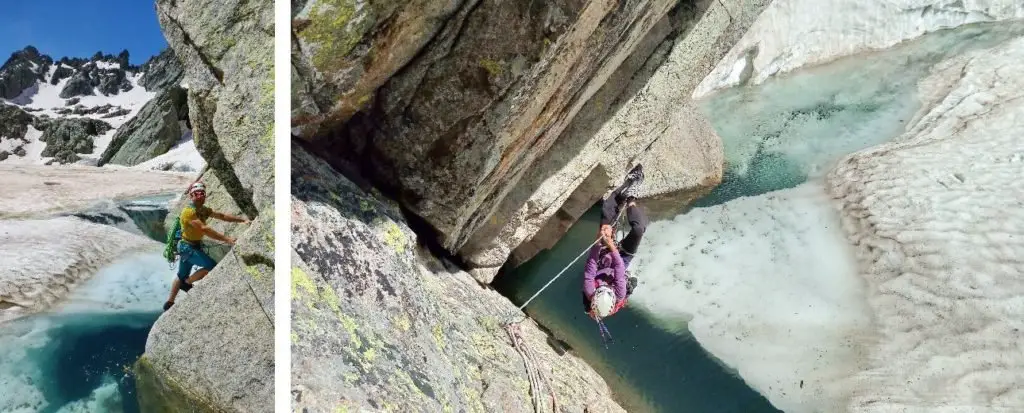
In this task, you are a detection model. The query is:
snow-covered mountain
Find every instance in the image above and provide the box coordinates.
[0,46,203,171]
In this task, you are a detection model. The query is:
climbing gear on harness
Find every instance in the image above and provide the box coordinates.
[596,317,614,348]
[163,218,182,264]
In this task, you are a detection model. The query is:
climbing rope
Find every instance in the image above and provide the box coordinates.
[505,321,558,413]
[229,247,274,327]
[514,206,628,313]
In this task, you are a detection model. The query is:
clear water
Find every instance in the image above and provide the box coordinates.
[494,204,781,413]
[0,313,158,413]
[1,195,177,413]
[493,22,1024,412]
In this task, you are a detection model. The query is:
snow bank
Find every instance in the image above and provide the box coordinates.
[630,8,1024,412]
[693,0,1024,98]
[0,217,160,323]
[630,182,873,412]
[0,165,192,219]
[132,130,205,172]
[826,36,1024,412]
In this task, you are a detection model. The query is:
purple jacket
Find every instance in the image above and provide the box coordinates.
[582,244,627,301]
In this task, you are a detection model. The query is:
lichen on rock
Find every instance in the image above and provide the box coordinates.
[291,143,625,412]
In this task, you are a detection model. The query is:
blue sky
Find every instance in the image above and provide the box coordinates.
[0,1,167,66]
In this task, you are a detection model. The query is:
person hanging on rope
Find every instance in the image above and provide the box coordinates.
[582,164,647,319]
[162,182,250,311]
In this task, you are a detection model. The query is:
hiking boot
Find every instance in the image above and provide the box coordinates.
[163,301,174,311]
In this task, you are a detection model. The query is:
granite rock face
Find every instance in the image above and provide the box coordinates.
[99,87,189,167]
[291,143,625,413]
[0,104,35,160]
[461,0,772,279]
[139,48,186,92]
[134,0,275,412]
[294,0,680,254]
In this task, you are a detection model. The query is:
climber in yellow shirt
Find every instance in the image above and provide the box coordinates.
[164,182,250,311]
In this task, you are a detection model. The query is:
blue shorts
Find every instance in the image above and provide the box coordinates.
[177,241,216,282]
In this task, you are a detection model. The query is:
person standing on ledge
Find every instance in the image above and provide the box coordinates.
[163,182,249,311]
[582,164,647,319]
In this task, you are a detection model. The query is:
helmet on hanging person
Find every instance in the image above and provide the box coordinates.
[591,285,616,318]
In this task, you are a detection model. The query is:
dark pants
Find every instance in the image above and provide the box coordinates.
[600,180,648,268]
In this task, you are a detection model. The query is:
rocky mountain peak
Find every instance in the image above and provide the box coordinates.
[0,46,53,99]
[138,48,184,92]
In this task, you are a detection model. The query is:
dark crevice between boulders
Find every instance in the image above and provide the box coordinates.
[159,10,224,84]
[190,90,258,218]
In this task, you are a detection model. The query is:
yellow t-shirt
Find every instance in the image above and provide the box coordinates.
[179,204,213,242]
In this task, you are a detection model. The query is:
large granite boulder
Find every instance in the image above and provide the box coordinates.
[291,143,624,413]
[294,0,679,254]
[136,212,275,413]
[460,0,772,280]
[98,87,189,167]
[59,71,96,98]
[0,103,34,141]
[134,0,275,411]
[156,0,275,216]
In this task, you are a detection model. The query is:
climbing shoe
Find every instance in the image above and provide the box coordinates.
[621,164,645,200]
[180,281,193,292]
[163,301,174,311]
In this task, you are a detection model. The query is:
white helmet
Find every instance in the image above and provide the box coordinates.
[591,285,616,318]
[188,182,206,195]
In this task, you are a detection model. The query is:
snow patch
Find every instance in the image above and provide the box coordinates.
[0,164,193,218]
[826,36,1024,411]
[93,61,121,70]
[693,0,1024,98]
[1,126,48,165]
[132,129,205,172]
[57,251,171,315]
[0,218,160,323]
[630,182,873,412]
